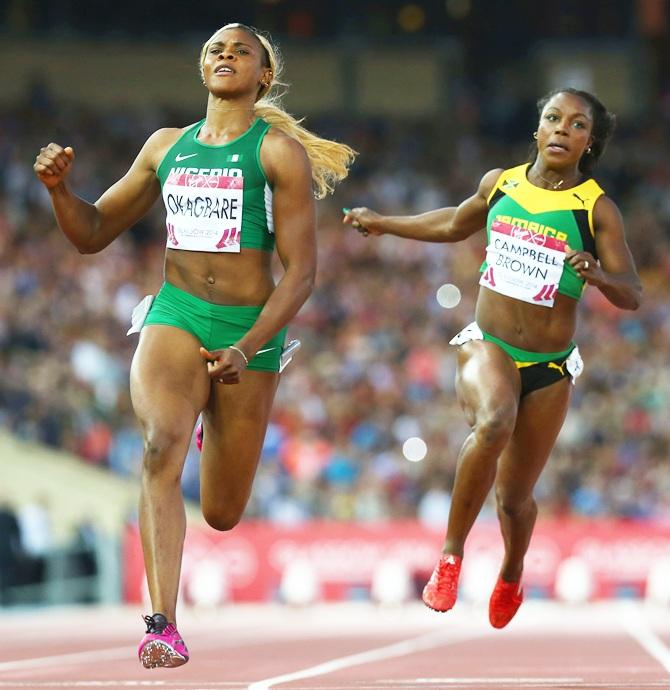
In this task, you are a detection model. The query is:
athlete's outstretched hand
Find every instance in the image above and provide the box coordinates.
[33,144,75,189]
[342,207,385,237]
[200,346,248,385]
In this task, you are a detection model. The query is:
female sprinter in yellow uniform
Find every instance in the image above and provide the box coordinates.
[344,88,640,629]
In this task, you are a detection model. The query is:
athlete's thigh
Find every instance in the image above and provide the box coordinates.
[455,340,521,427]
[496,378,572,501]
[130,325,211,438]
[200,370,279,506]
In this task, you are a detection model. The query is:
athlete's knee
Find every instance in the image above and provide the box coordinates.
[141,426,186,480]
[473,406,515,452]
[201,504,244,532]
[495,489,537,520]
[201,492,247,531]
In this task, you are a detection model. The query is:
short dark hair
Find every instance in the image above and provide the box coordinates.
[534,88,616,175]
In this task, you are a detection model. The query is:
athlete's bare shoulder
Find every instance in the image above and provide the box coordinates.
[140,125,193,171]
[481,167,505,187]
[476,167,505,199]
[259,125,310,183]
[261,124,305,152]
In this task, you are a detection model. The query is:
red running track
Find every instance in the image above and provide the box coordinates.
[1,601,669,690]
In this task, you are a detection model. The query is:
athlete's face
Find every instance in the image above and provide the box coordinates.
[202,28,271,100]
[536,92,595,167]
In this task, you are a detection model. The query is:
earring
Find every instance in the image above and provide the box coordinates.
[533,132,538,140]
[586,146,592,154]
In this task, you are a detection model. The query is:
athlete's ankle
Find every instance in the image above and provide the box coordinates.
[499,563,523,582]
[442,543,464,558]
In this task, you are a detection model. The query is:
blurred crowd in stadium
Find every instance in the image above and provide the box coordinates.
[1,63,669,534]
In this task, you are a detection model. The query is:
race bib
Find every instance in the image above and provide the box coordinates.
[163,172,244,253]
[480,221,566,307]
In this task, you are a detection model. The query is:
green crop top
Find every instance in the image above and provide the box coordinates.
[156,118,274,253]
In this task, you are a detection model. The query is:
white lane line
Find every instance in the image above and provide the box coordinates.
[411,680,585,685]
[1,682,669,690]
[0,680,244,690]
[0,635,270,674]
[392,678,670,690]
[246,628,487,690]
[0,647,135,673]
[621,602,670,674]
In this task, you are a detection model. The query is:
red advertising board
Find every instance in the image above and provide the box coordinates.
[122,519,670,603]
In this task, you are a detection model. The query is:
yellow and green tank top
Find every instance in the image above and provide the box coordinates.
[480,163,604,305]
[156,118,274,253]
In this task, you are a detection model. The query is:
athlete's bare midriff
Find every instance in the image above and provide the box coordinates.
[164,247,275,305]
[475,286,579,352]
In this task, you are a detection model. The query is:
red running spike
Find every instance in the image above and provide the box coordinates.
[422,554,462,612]
[489,577,524,629]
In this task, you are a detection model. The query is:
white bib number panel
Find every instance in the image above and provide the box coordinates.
[163,172,244,253]
[480,221,566,307]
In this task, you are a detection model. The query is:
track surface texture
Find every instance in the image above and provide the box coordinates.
[1,601,670,689]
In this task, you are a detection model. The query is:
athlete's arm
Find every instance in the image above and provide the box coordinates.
[342,168,503,242]
[232,131,317,359]
[567,196,641,310]
[34,129,178,254]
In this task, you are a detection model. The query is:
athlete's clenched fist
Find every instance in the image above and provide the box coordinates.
[33,143,75,189]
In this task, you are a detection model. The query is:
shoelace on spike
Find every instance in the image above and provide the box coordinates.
[143,614,168,634]
[435,560,458,596]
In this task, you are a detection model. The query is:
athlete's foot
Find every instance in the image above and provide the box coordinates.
[422,554,462,612]
[489,577,523,629]
[138,613,189,668]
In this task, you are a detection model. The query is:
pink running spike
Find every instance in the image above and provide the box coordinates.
[138,614,189,669]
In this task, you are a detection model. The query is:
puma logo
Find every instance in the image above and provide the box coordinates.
[573,192,588,208]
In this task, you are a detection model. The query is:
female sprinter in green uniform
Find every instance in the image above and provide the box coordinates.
[35,23,355,668]
[344,88,640,629]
